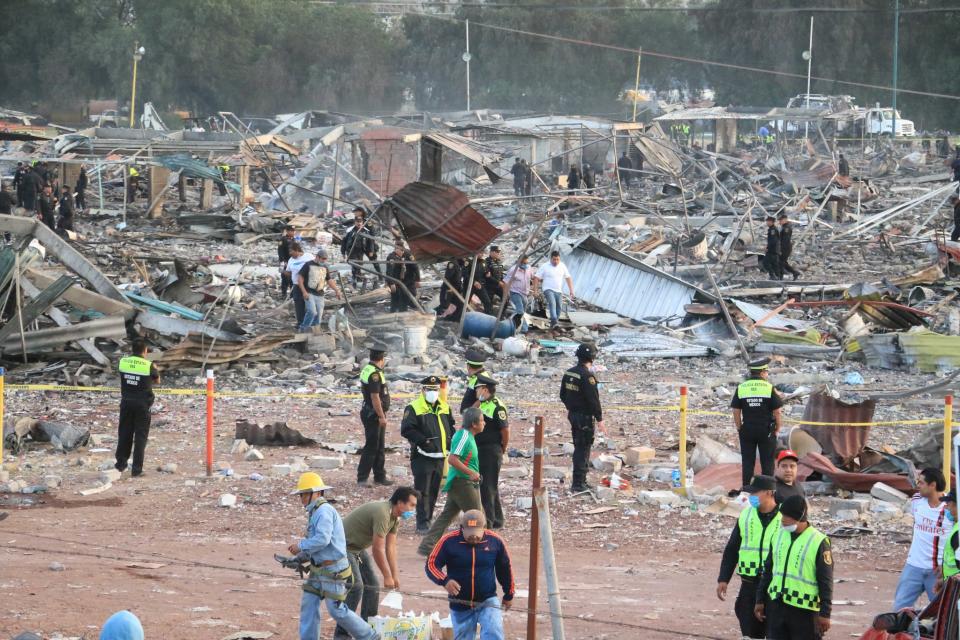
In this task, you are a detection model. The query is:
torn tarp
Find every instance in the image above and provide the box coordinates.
[800,392,875,466]
[378,182,500,260]
[235,419,317,447]
[153,154,240,192]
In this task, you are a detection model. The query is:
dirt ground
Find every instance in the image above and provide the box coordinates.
[0,359,933,639]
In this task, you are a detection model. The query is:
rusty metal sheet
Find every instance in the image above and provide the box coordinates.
[799,451,915,493]
[379,182,500,261]
[800,392,876,466]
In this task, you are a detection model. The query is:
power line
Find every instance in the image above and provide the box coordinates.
[309,1,960,12]
[409,12,960,102]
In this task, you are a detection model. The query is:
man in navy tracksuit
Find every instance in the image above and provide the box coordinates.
[425,509,514,640]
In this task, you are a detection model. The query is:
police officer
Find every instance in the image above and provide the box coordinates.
[400,376,455,534]
[114,337,160,477]
[484,246,505,309]
[756,495,833,640]
[717,475,782,639]
[473,374,508,529]
[357,342,391,487]
[459,348,488,413]
[128,165,140,201]
[938,489,959,590]
[286,472,379,640]
[731,358,783,488]
[559,343,604,493]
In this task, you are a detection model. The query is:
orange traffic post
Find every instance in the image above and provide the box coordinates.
[677,386,689,496]
[944,395,954,483]
[0,367,5,471]
[206,369,214,477]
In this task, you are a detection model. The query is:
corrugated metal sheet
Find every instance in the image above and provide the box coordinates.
[564,236,715,321]
[423,132,503,167]
[800,392,876,466]
[732,299,814,331]
[859,330,960,372]
[379,182,500,261]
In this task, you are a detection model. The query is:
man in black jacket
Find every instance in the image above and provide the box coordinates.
[75,165,88,211]
[764,216,782,280]
[341,208,382,290]
[57,186,75,235]
[277,225,296,298]
[777,213,801,281]
[38,185,56,228]
[560,343,605,493]
[386,241,420,312]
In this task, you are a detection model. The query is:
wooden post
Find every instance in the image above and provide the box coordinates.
[148,165,171,218]
[526,416,545,640]
[237,165,251,205]
[705,266,750,364]
[178,172,187,202]
[535,487,566,640]
[677,386,689,496]
[456,255,480,339]
[200,179,214,209]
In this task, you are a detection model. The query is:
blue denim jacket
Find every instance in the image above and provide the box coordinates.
[298,498,349,572]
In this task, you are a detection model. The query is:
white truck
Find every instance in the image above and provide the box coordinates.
[859,106,915,137]
[89,109,125,127]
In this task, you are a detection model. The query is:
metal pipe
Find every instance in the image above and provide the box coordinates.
[526,416,545,640]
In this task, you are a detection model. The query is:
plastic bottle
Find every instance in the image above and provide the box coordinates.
[671,469,681,488]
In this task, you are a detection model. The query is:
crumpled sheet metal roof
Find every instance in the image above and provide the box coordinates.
[564,235,715,322]
[800,392,876,466]
[380,182,501,261]
[860,330,960,372]
[732,298,814,331]
[423,132,504,168]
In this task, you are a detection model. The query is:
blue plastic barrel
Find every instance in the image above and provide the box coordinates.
[461,312,515,339]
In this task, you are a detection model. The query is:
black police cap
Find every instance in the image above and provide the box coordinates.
[742,474,777,493]
[473,373,497,388]
[465,348,487,366]
[575,343,597,361]
[748,357,770,371]
[420,375,442,387]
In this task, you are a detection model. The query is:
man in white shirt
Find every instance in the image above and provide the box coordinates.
[894,467,949,610]
[285,242,314,330]
[532,250,574,331]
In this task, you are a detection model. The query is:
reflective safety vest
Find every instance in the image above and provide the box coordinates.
[767,525,827,612]
[944,524,959,579]
[737,506,782,577]
[737,379,773,400]
[129,167,139,178]
[359,363,389,412]
[118,355,154,403]
[409,394,452,463]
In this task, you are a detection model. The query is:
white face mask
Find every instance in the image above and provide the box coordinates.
[424,390,439,404]
[782,523,798,533]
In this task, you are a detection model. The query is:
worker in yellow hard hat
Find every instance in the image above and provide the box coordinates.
[286,473,379,640]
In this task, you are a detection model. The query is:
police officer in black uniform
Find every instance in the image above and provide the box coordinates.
[473,373,509,529]
[731,358,784,488]
[357,341,392,487]
[114,337,160,477]
[559,343,604,493]
[484,246,506,312]
[400,376,456,534]
[459,348,488,414]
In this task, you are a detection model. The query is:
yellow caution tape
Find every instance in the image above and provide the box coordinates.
[1,384,943,427]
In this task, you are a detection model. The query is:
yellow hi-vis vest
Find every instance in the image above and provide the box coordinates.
[409,394,451,475]
[767,525,827,612]
[737,506,782,578]
[944,524,959,579]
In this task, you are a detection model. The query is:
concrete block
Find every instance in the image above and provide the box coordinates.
[271,464,293,476]
[870,501,902,518]
[309,455,345,471]
[245,449,264,461]
[0,470,9,483]
[592,454,623,473]
[289,459,310,473]
[560,442,576,456]
[515,496,533,509]
[828,497,870,516]
[231,439,251,455]
[89,434,110,447]
[158,463,178,474]
[541,466,570,482]
[99,469,121,483]
[623,447,655,466]
[43,475,62,489]
[219,493,237,508]
[595,486,617,502]
[501,466,530,479]
[833,509,860,521]
[637,490,685,507]
[870,482,909,505]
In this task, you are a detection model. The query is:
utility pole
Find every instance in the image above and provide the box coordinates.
[463,19,472,112]
[129,41,145,128]
[631,48,642,122]
[891,0,900,139]
[803,17,814,140]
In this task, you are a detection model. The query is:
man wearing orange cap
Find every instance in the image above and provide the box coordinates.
[425,509,514,640]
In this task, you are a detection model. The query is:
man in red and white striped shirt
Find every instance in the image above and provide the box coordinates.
[894,467,949,610]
